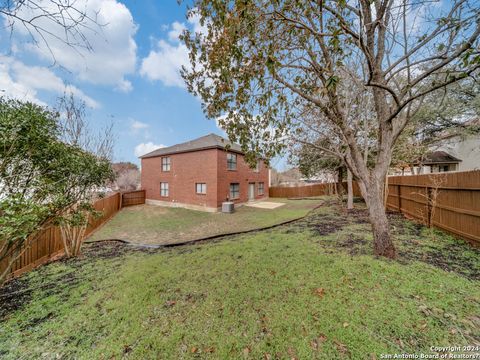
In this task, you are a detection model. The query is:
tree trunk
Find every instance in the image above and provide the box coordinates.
[336,166,343,196]
[347,169,353,210]
[361,178,396,259]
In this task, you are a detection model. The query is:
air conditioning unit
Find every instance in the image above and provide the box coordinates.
[222,201,235,213]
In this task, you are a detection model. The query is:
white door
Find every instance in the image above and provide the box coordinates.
[248,183,255,200]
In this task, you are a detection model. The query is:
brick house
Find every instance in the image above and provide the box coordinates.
[140,133,269,212]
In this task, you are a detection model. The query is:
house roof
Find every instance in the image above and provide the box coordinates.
[139,133,243,159]
[414,151,462,165]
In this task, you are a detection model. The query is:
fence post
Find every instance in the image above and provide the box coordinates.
[397,184,401,212]
[426,186,432,227]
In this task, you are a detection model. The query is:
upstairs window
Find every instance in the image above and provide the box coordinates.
[229,183,240,199]
[196,183,207,194]
[227,153,237,170]
[258,182,265,195]
[160,182,169,197]
[162,157,171,171]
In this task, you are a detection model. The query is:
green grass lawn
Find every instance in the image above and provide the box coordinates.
[88,198,320,245]
[1,198,479,359]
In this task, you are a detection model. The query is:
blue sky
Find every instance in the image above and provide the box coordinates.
[0,1,287,169]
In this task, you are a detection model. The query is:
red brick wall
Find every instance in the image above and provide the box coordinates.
[141,149,219,209]
[216,150,269,206]
[141,148,269,210]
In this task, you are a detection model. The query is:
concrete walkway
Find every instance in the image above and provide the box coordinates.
[244,201,285,209]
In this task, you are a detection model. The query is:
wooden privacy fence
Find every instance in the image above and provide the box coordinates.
[269,183,337,198]
[1,190,146,280]
[385,171,480,245]
[270,170,480,245]
[121,189,145,207]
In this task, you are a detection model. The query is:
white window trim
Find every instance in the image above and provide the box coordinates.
[227,153,237,170]
[258,182,265,195]
[196,183,207,194]
[162,157,171,172]
[160,182,169,197]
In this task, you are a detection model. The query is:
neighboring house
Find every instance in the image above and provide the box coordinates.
[436,136,480,172]
[415,151,462,174]
[392,151,462,175]
[391,118,480,176]
[140,133,269,212]
[428,118,480,173]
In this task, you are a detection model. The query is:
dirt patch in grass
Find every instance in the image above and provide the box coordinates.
[388,212,480,280]
[311,214,348,236]
[337,234,369,255]
[346,208,370,224]
[283,201,480,280]
[0,241,157,321]
[0,276,32,319]
[81,240,151,259]
[0,270,78,321]
[20,311,55,330]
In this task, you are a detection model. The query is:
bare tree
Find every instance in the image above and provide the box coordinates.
[55,92,115,258]
[416,173,447,241]
[1,0,103,61]
[182,0,480,258]
[115,169,140,191]
[290,67,373,209]
[56,92,114,160]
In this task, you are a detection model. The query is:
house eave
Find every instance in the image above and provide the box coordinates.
[139,146,245,159]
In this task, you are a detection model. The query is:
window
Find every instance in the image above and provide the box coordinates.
[229,183,240,199]
[160,182,169,197]
[196,183,207,194]
[254,160,260,172]
[227,153,237,170]
[162,157,171,171]
[258,182,264,195]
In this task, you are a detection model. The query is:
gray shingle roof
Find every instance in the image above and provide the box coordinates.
[139,133,243,159]
[414,151,462,165]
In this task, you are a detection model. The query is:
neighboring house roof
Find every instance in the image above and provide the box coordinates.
[140,133,243,159]
[414,151,462,165]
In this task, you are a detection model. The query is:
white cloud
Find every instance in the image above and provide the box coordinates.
[0,55,99,108]
[116,79,133,93]
[140,13,208,88]
[134,142,165,157]
[12,0,138,91]
[131,120,149,131]
[168,21,186,42]
[140,40,189,87]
